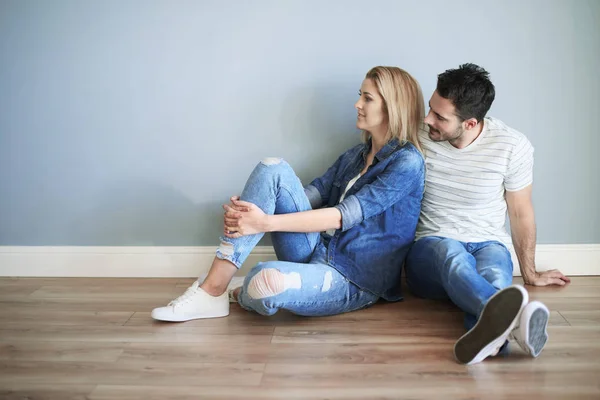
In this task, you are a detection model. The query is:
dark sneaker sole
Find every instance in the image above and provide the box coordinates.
[454,287,525,364]
[528,308,549,357]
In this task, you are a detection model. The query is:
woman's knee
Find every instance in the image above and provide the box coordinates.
[244,262,302,300]
[259,157,284,166]
[256,157,292,173]
[247,157,295,184]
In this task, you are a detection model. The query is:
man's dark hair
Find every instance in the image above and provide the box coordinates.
[436,63,495,122]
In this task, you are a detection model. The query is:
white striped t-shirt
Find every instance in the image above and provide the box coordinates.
[416,117,534,245]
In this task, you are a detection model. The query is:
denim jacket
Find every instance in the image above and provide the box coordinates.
[304,138,425,301]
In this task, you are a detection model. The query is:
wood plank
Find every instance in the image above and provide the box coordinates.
[526,285,600,298]
[260,362,600,388]
[0,309,134,327]
[0,360,264,386]
[512,342,600,363]
[0,284,41,297]
[544,326,600,343]
[1,277,180,287]
[0,384,95,400]
[88,384,600,400]
[559,310,600,326]
[548,310,570,326]
[272,325,463,344]
[0,342,124,362]
[126,305,464,328]
[0,296,175,312]
[29,285,180,299]
[118,342,455,365]
[119,342,270,364]
[529,296,600,312]
[0,325,274,344]
[267,343,455,364]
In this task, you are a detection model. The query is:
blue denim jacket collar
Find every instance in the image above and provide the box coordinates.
[360,137,403,163]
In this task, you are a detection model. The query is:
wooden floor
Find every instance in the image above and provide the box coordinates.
[0,276,599,400]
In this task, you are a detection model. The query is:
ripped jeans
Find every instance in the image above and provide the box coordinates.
[216,158,379,316]
[405,236,514,331]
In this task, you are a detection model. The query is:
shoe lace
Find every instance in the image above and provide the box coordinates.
[168,281,200,307]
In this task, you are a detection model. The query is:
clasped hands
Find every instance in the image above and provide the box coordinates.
[222,196,269,238]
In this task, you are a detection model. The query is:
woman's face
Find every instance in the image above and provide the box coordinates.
[355,78,387,134]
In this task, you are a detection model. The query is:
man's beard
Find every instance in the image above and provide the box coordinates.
[429,125,464,142]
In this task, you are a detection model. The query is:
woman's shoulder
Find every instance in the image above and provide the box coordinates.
[392,141,425,169]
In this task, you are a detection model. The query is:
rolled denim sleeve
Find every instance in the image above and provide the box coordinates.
[303,184,323,209]
[334,194,362,231]
[337,149,424,232]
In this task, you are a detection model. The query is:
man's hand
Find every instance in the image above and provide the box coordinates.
[524,269,571,287]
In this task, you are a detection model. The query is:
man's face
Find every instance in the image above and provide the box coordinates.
[424,91,465,142]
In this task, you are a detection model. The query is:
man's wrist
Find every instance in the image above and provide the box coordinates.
[523,271,538,284]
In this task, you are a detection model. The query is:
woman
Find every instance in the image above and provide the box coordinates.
[152,66,426,321]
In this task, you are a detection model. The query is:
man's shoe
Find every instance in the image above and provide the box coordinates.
[454,285,528,365]
[510,300,550,357]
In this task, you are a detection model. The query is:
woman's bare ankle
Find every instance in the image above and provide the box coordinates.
[198,256,238,297]
[199,281,227,297]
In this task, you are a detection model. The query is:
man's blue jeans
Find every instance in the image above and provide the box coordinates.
[405,236,514,330]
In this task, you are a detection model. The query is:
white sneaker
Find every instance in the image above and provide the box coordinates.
[510,300,550,357]
[198,274,245,303]
[151,281,229,322]
[454,285,529,365]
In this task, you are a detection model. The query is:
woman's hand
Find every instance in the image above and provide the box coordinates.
[223,197,270,238]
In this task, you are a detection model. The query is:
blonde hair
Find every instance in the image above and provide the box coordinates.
[361,66,424,153]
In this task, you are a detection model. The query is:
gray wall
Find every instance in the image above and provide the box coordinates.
[1,0,598,246]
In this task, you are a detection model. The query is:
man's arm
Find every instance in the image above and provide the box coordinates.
[506,185,570,286]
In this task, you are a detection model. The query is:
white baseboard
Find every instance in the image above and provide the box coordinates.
[0,244,598,277]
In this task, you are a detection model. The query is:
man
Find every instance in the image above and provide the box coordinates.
[406,63,570,365]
